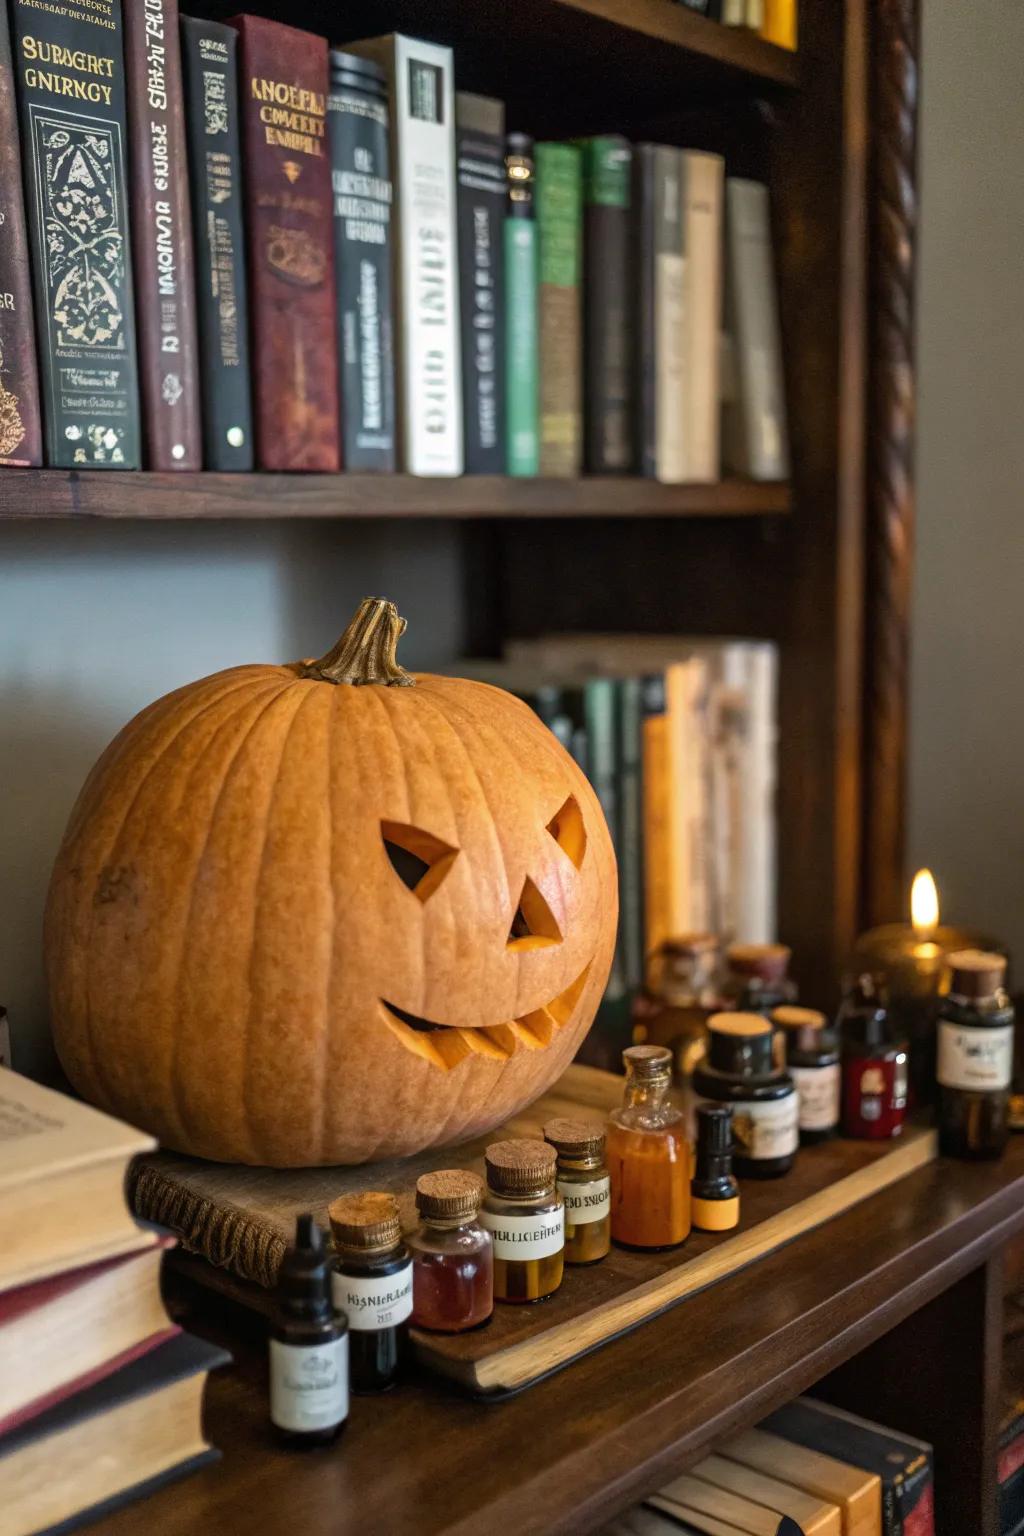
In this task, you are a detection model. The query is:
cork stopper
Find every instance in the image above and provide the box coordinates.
[622,1043,673,1080]
[543,1117,606,1158]
[947,949,1007,1000]
[772,1005,827,1032]
[727,942,792,981]
[485,1137,557,1197]
[328,1191,402,1255]
[415,1169,484,1222]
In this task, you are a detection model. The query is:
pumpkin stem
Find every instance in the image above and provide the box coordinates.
[301,597,415,688]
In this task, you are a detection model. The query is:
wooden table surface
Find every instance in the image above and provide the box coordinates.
[92,1138,1024,1536]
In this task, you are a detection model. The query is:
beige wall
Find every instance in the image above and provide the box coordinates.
[907,0,1024,962]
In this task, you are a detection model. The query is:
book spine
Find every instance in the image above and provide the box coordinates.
[180,18,252,471]
[581,136,632,474]
[357,36,462,475]
[536,141,582,477]
[680,151,724,483]
[505,138,538,477]
[456,99,506,473]
[723,177,789,480]
[10,0,141,468]
[0,4,42,466]
[641,673,673,956]
[232,16,339,472]
[327,73,396,471]
[124,0,201,469]
[654,146,685,484]
[633,145,657,478]
[617,677,644,995]
[762,0,798,48]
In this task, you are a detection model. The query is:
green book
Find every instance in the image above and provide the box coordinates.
[536,141,583,476]
[504,133,539,476]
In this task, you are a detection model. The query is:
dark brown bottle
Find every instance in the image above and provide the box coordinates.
[269,1214,348,1445]
[329,1192,412,1392]
[722,943,798,1019]
[937,950,1014,1160]
[631,933,721,1082]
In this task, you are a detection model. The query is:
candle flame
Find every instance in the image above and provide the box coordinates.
[911,868,939,938]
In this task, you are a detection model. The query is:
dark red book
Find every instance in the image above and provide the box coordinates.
[229,14,340,471]
[124,0,202,469]
[0,2,42,466]
[0,1239,177,1437]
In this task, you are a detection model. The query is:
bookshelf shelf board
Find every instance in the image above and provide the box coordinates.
[551,0,799,87]
[0,471,790,522]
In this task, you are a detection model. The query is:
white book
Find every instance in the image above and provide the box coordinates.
[346,35,463,475]
[722,178,789,480]
[680,151,724,482]
[654,146,686,485]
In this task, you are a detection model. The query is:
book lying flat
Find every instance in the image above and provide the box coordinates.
[0,1072,156,1293]
[687,1453,841,1535]
[721,1428,881,1536]
[649,1473,805,1535]
[0,1241,178,1436]
[1,1333,228,1536]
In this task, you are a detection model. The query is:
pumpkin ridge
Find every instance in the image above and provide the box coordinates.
[76,676,285,1114]
[317,686,335,1163]
[167,680,301,1152]
[238,682,322,1163]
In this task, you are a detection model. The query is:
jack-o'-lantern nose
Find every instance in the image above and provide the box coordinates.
[507,876,562,950]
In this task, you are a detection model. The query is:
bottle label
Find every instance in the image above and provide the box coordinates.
[790,1063,841,1132]
[732,1092,798,1160]
[331,1262,413,1332]
[937,1022,1014,1091]
[269,1336,348,1433]
[557,1175,610,1225]
[480,1205,565,1261]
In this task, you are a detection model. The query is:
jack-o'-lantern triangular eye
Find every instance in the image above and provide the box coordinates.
[381,821,459,903]
[546,795,586,869]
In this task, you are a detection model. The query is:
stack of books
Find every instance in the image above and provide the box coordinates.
[0,1,789,482]
[456,632,778,1025]
[603,1397,934,1535]
[0,1070,226,1536]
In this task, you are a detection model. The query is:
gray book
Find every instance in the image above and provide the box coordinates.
[722,177,789,481]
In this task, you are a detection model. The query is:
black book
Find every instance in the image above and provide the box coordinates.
[455,92,507,474]
[2,1332,228,1536]
[580,136,633,473]
[633,144,658,479]
[328,50,396,472]
[9,0,140,468]
[180,16,253,471]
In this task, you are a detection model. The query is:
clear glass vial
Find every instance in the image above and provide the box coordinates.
[328,1191,412,1392]
[408,1169,493,1333]
[607,1044,691,1249]
[543,1117,611,1265]
[481,1139,565,1303]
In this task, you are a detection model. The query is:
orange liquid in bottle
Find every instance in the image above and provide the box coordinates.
[607,1122,691,1248]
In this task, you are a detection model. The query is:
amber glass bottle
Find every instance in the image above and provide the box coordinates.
[937,950,1014,1160]
[607,1044,691,1249]
[481,1139,564,1303]
[408,1170,493,1333]
[630,934,721,1082]
[544,1118,611,1265]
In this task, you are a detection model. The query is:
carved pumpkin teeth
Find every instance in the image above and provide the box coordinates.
[379,961,592,1071]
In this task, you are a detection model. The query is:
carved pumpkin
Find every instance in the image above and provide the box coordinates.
[45,599,618,1166]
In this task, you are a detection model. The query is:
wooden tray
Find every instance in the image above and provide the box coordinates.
[130,1065,936,1396]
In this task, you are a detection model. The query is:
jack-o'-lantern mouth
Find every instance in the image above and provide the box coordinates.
[379,962,592,1071]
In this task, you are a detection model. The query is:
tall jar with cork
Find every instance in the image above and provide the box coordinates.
[481,1139,565,1303]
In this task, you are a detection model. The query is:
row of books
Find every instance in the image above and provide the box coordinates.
[455,633,778,1016]
[604,1399,934,1536]
[0,0,789,482]
[679,0,798,49]
[0,1069,226,1536]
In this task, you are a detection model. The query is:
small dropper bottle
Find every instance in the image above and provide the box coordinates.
[690,1104,740,1232]
[269,1214,348,1445]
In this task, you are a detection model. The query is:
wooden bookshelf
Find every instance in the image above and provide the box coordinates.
[0,470,789,521]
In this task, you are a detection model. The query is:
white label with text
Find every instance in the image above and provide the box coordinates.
[331,1262,413,1331]
[557,1176,611,1225]
[480,1206,565,1261]
[269,1336,348,1432]
[937,1023,1014,1091]
[790,1063,841,1132]
[732,1092,799,1160]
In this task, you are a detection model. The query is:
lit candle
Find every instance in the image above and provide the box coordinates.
[851,870,1006,1108]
